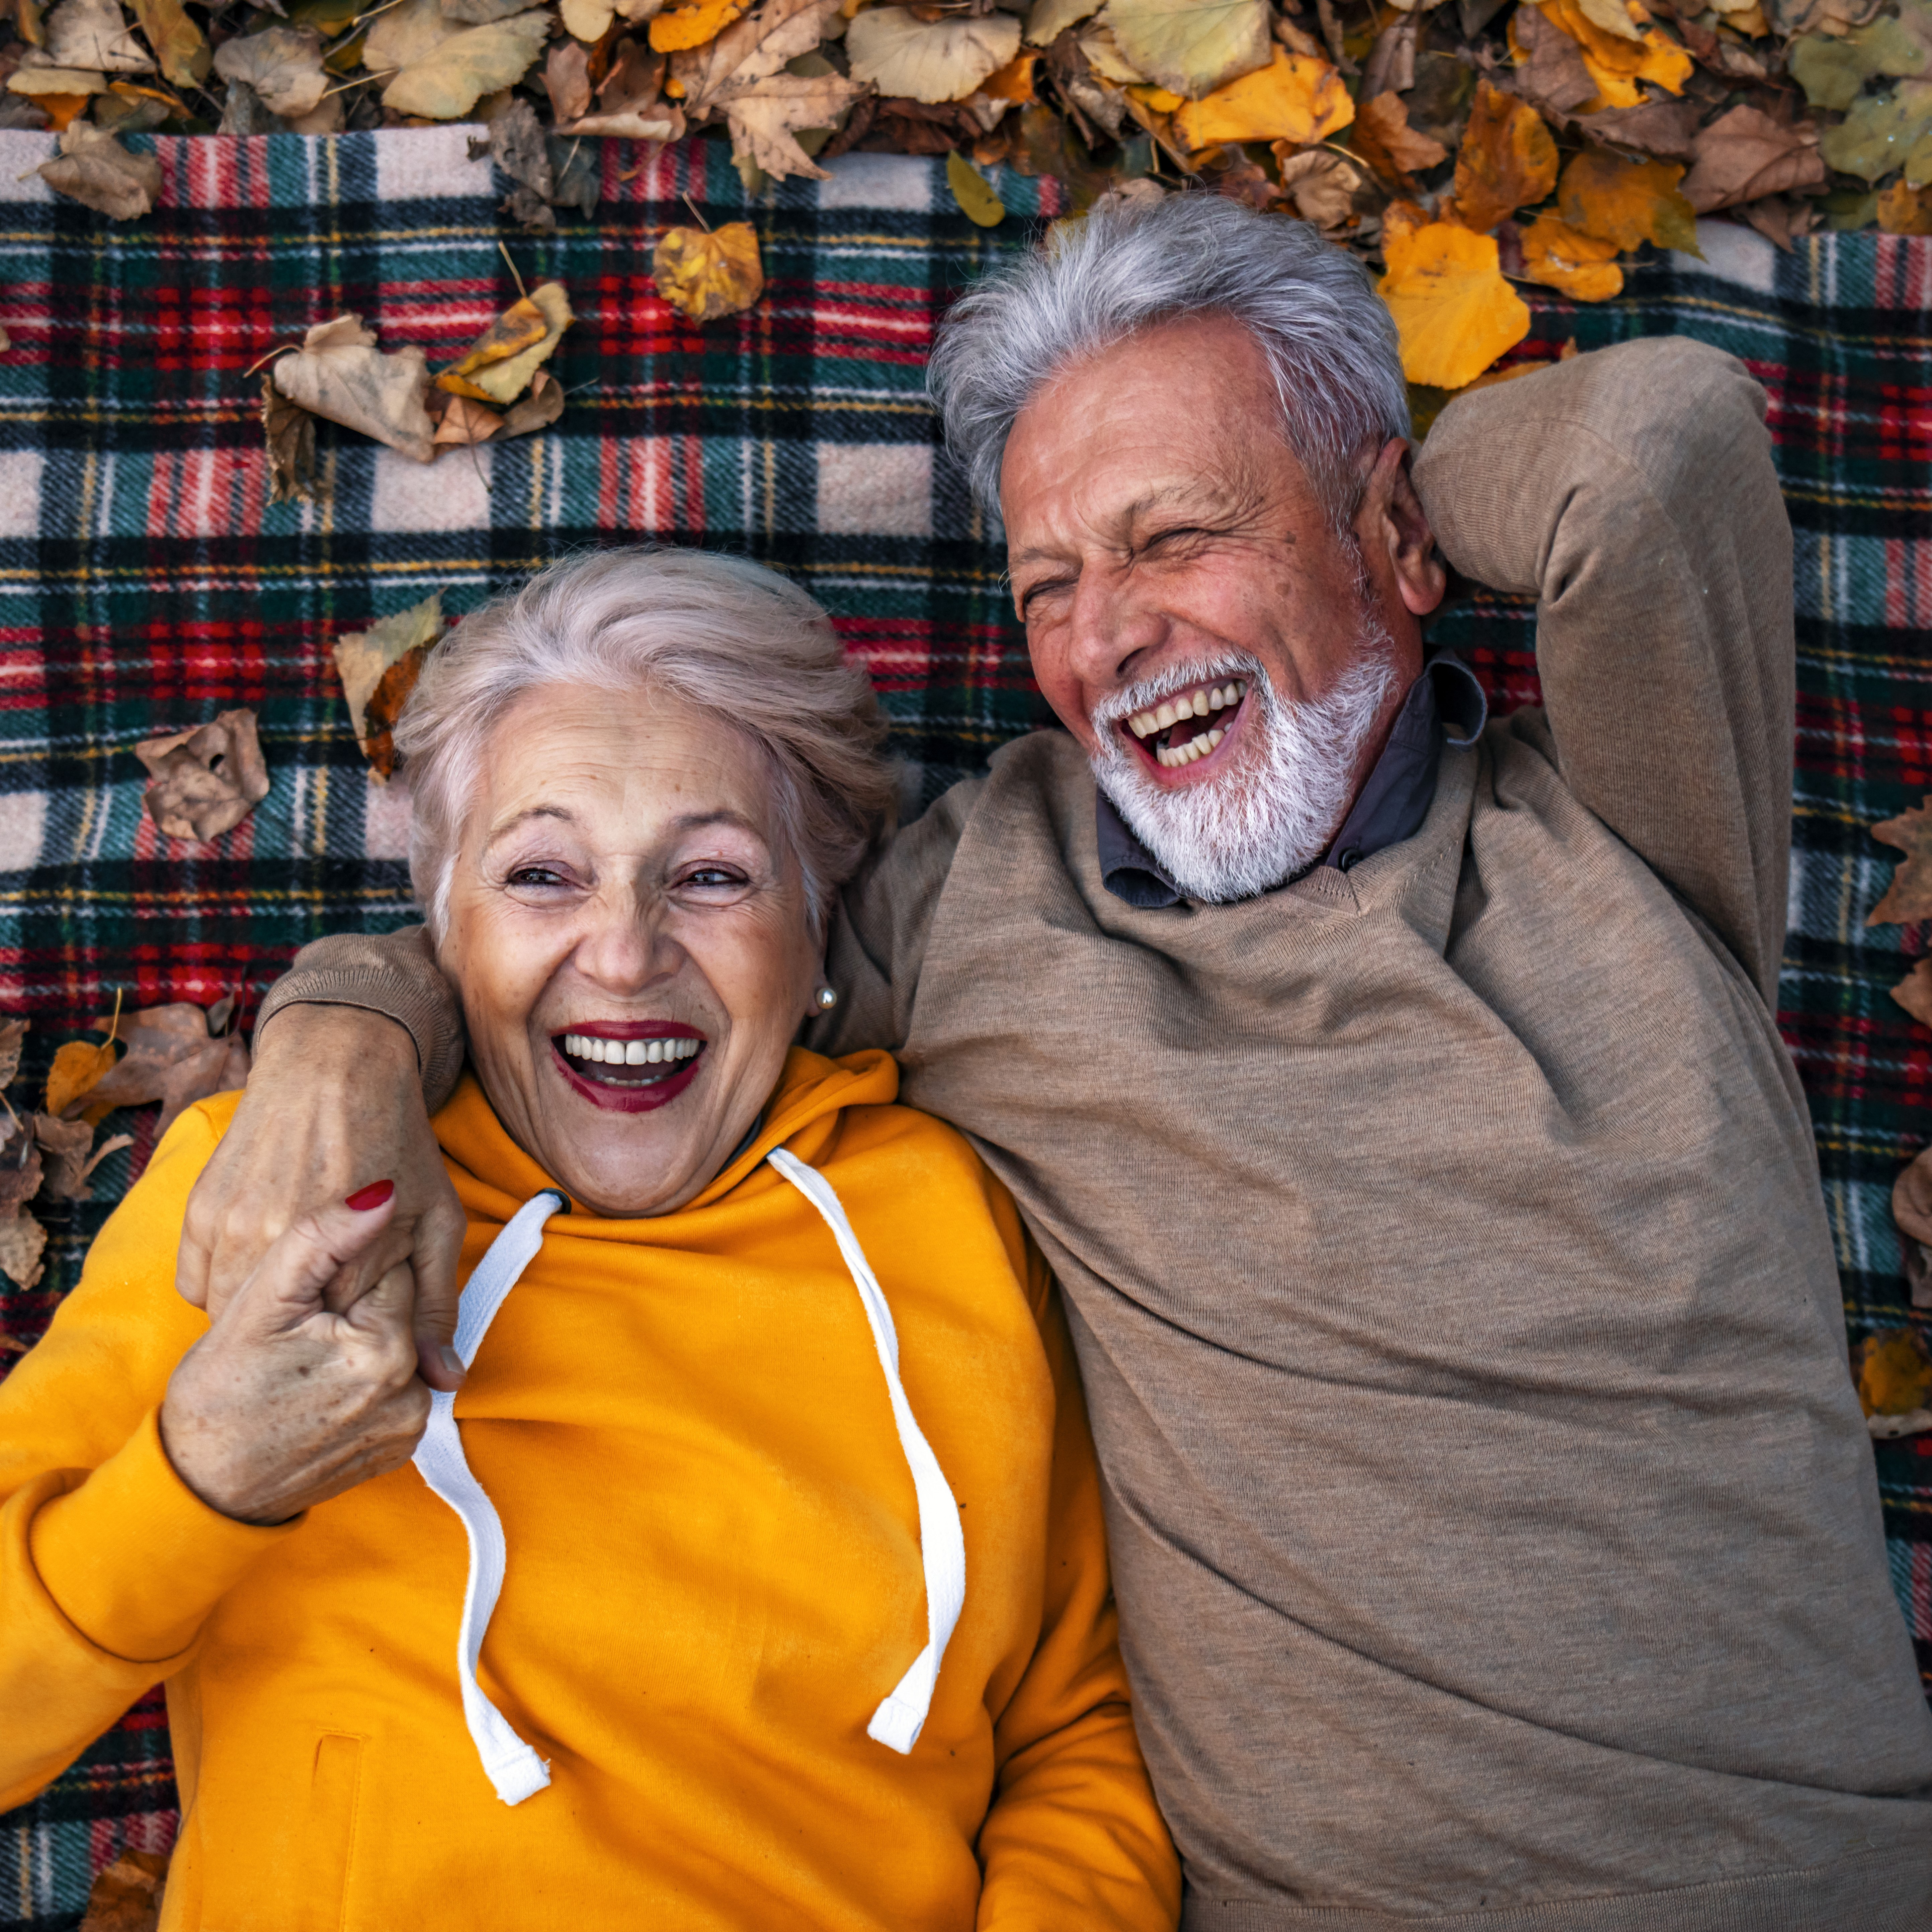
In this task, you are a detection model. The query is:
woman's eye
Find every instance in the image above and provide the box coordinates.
[507,866,567,888]
[682,866,745,890]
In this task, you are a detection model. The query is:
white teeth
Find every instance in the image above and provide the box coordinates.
[1207,728,1223,750]
[650,1040,667,1063]
[1129,712,1152,738]
[1153,700,1177,730]
[620,1039,642,1065]
[1191,690,1209,717]
[564,1033,702,1066]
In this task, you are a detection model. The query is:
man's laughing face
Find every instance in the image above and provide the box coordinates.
[999,312,1446,902]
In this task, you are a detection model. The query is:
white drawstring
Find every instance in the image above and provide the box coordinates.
[413,1157,963,1797]
[767,1147,967,1755]
[413,1189,566,1806]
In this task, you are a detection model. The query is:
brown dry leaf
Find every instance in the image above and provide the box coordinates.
[36,121,161,220]
[1892,955,1932,1023]
[1350,90,1448,188]
[260,372,315,505]
[135,709,270,843]
[364,0,459,72]
[78,1850,169,1932]
[434,392,504,444]
[1518,210,1623,299]
[1452,78,1558,233]
[380,8,552,119]
[126,0,204,86]
[1360,12,1417,97]
[674,0,839,114]
[1381,195,1430,243]
[1680,104,1825,213]
[1102,0,1270,98]
[1172,45,1353,148]
[845,6,1020,104]
[1870,798,1932,924]
[1858,1327,1932,1418]
[1026,0,1099,44]
[213,26,327,117]
[653,221,764,323]
[45,0,149,71]
[0,1201,46,1288]
[0,1018,26,1091]
[500,366,565,436]
[649,0,743,51]
[1378,221,1531,390]
[716,69,864,179]
[80,1004,249,1137]
[271,315,436,464]
[334,592,445,781]
[1570,99,1699,159]
[1274,148,1365,231]
[542,36,591,120]
[33,1113,130,1203]
[1557,146,1699,252]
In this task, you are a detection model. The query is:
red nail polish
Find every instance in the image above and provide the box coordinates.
[344,1179,395,1211]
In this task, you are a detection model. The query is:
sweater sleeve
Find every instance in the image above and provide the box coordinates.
[974,1238,1181,1932]
[0,1097,298,1812]
[253,925,468,1113]
[1412,336,1794,1007]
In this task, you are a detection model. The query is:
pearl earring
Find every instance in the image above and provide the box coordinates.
[815,985,839,1011]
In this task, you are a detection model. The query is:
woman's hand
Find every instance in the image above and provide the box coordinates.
[177,1005,469,1392]
[161,1182,435,1526]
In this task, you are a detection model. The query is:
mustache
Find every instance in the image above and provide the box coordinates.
[1089,654,1269,740]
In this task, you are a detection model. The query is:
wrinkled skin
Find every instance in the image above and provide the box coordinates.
[179,313,1448,1376]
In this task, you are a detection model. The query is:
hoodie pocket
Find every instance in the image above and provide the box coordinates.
[294,1733,363,1932]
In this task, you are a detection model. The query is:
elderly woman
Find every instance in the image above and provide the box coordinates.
[0,549,1180,1931]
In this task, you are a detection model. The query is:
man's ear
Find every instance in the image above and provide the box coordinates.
[1357,437,1447,620]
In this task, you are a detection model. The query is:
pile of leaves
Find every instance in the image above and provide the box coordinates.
[0,996,248,1295]
[1,0,1926,354]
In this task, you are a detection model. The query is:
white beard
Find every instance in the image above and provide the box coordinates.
[1088,634,1399,905]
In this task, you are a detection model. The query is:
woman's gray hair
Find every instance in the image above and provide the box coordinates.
[926,192,1409,533]
[394,547,894,941]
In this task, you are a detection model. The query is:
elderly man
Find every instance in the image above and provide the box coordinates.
[181,195,1932,1927]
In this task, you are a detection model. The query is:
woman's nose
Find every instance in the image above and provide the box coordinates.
[571,895,677,994]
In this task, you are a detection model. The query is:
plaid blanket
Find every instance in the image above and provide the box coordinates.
[1,125,1928,1926]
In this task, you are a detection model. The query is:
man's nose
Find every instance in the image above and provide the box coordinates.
[1063,566,1168,690]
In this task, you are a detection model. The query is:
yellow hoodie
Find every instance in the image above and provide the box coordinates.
[0,1048,1179,1931]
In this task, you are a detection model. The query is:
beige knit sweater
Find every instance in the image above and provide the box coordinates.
[261,340,1932,1929]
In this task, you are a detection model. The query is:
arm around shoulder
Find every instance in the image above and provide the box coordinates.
[1413,338,1794,1004]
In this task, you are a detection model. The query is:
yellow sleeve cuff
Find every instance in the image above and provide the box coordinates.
[28,1408,299,1664]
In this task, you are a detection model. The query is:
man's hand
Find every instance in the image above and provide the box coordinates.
[178,1006,468,1392]
[161,1182,432,1524]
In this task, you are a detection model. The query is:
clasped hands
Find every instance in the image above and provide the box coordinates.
[160,1180,436,1526]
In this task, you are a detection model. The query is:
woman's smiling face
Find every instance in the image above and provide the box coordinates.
[438,681,823,1217]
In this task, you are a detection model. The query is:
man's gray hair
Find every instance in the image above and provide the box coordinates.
[926,192,1410,529]
[394,547,894,941]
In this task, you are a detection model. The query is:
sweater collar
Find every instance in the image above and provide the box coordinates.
[1095,650,1487,911]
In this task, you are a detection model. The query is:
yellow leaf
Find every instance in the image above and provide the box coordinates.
[127,0,207,87]
[439,293,551,385]
[1171,46,1353,149]
[46,1037,117,1118]
[456,282,572,404]
[1858,1329,1932,1417]
[981,51,1036,102]
[1100,0,1270,99]
[1533,0,1691,105]
[1450,78,1558,233]
[947,150,1006,227]
[1518,212,1624,301]
[1573,0,1642,41]
[1879,178,1932,234]
[652,222,764,324]
[1557,147,1699,252]
[1377,222,1530,392]
[650,0,745,51]
[332,593,445,780]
